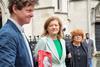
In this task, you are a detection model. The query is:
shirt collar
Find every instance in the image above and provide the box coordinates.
[9,18,24,33]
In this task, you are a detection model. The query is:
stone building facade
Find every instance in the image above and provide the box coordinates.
[0,0,100,53]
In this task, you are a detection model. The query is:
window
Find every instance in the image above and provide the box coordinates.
[57,0,62,10]
[70,0,85,1]
[55,0,68,13]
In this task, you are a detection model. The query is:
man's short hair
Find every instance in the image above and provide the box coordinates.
[8,0,37,14]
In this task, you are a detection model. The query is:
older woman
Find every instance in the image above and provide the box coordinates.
[34,16,66,67]
[65,29,88,67]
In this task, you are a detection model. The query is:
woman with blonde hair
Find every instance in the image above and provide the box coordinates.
[65,29,88,67]
[34,16,66,67]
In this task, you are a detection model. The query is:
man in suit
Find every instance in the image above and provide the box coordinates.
[0,0,37,67]
[84,33,94,67]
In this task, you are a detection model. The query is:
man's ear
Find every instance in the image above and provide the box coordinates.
[12,5,18,14]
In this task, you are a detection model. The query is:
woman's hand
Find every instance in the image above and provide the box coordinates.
[68,53,72,58]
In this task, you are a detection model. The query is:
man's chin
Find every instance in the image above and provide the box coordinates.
[25,21,30,24]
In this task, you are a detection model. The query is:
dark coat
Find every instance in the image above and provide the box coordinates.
[65,42,89,67]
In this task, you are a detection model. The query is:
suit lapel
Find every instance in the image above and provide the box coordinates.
[81,43,88,55]
[46,37,60,62]
[60,39,66,62]
[88,39,92,45]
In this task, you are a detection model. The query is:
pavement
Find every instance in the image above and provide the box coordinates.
[93,57,100,67]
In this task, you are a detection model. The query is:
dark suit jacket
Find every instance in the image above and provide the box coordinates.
[0,19,36,67]
[84,39,94,58]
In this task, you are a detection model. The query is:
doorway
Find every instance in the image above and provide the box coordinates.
[95,22,100,51]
